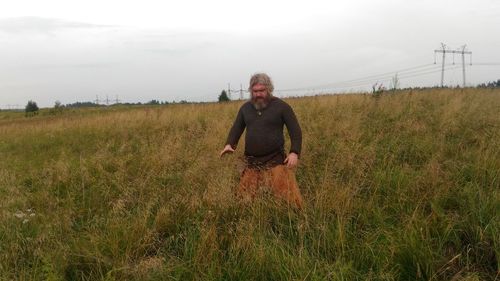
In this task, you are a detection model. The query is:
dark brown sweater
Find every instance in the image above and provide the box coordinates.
[225,97,302,168]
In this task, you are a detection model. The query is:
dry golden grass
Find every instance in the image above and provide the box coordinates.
[0,88,498,280]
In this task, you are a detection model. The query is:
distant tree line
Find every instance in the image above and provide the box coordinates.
[370,78,500,96]
[10,79,498,116]
[64,101,102,108]
[143,99,188,105]
[143,99,189,105]
[477,79,500,88]
[62,99,189,108]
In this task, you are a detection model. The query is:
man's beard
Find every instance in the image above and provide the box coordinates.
[251,95,271,110]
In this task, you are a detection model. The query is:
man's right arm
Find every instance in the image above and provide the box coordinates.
[225,106,246,149]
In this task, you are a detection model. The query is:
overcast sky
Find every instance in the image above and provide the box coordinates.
[1,0,499,108]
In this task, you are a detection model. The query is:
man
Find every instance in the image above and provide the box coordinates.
[219,73,303,208]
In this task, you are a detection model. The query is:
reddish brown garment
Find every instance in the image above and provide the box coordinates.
[237,164,303,209]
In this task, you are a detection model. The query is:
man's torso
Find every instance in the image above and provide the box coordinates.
[240,97,288,168]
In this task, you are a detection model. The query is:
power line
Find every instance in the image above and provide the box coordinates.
[278,63,439,92]
[332,65,442,87]
[471,63,500,66]
[277,65,443,93]
[398,65,462,80]
[2,104,22,110]
[275,64,463,96]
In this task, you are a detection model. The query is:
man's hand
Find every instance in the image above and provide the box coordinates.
[220,144,235,158]
[284,152,299,168]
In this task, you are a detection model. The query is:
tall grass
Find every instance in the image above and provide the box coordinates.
[0,88,498,280]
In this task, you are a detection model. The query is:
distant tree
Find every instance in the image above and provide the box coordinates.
[25,100,39,116]
[218,90,230,102]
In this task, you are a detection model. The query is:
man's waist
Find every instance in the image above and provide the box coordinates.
[244,147,285,157]
[244,149,285,169]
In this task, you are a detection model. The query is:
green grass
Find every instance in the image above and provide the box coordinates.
[0,88,498,280]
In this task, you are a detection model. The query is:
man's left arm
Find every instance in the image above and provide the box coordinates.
[282,103,302,167]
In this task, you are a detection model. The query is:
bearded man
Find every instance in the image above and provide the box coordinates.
[219,73,303,208]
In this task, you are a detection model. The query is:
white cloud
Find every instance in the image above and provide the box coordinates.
[0,16,111,34]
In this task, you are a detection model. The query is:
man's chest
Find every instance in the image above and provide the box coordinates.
[243,108,283,128]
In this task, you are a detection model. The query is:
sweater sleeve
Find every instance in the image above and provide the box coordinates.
[282,103,302,156]
[225,106,246,149]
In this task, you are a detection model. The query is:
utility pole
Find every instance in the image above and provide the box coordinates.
[115,95,120,104]
[439,43,446,87]
[240,84,243,100]
[106,95,110,106]
[95,95,100,105]
[228,83,231,100]
[460,45,471,87]
[434,43,472,87]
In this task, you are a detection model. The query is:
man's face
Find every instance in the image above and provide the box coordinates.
[251,83,270,110]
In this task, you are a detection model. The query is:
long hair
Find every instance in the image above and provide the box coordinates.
[248,73,274,96]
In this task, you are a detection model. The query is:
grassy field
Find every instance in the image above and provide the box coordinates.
[0,88,498,280]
